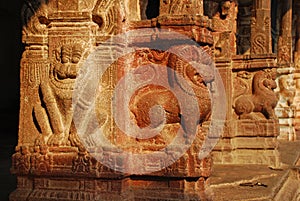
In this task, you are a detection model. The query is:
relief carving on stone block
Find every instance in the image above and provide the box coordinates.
[130,45,214,132]
[31,146,53,173]
[160,0,203,16]
[212,0,237,32]
[277,42,291,65]
[250,0,272,55]
[251,31,266,55]
[11,0,291,199]
[276,75,295,107]
[88,44,215,154]
[72,152,92,173]
[34,39,89,147]
[12,146,31,175]
[233,69,278,120]
[92,0,126,36]
[22,0,48,36]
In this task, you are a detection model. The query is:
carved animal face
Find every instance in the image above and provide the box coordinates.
[53,43,83,81]
[50,42,85,94]
[49,41,87,100]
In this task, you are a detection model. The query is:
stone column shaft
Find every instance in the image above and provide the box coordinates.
[250,0,272,55]
[277,0,293,66]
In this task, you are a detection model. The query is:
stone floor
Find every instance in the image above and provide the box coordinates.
[1,109,300,201]
[210,140,300,201]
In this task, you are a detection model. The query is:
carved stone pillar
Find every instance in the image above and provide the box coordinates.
[202,0,280,166]
[293,0,300,138]
[274,0,296,141]
[10,0,215,200]
[277,0,293,66]
[250,0,272,55]
[237,0,252,55]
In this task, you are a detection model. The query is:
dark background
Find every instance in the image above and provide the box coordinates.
[0,0,24,200]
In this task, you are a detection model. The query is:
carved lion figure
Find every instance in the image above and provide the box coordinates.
[34,40,88,147]
[129,45,214,131]
[233,69,278,120]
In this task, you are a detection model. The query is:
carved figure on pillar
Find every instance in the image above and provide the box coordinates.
[34,40,87,147]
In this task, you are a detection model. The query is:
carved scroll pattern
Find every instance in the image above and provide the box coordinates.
[93,0,125,36]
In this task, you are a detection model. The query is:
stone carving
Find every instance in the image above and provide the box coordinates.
[11,146,31,175]
[34,40,87,146]
[31,146,53,173]
[218,0,232,18]
[250,0,272,54]
[278,44,291,65]
[72,152,92,173]
[160,0,203,16]
[214,31,231,58]
[11,0,296,200]
[212,0,237,31]
[211,0,237,58]
[251,32,266,55]
[277,75,295,107]
[277,0,293,66]
[233,70,251,100]
[233,69,278,120]
[92,0,126,36]
[22,0,48,35]
[130,45,214,130]
[23,62,48,88]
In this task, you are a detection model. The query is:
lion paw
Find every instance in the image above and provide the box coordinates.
[69,133,85,151]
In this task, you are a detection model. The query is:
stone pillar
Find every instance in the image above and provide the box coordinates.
[212,0,280,166]
[293,0,300,138]
[277,0,293,66]
[237,0,252,55]
[275,0,296,141]
[251,0,272,55]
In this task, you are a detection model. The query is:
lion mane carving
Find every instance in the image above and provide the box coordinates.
[233,69,278,120]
